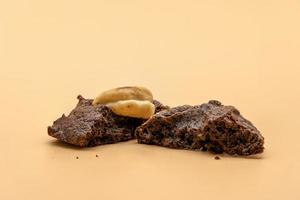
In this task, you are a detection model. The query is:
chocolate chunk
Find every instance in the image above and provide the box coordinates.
[48,95,168,147]
[135,100,264,156]
[153,100,170,113]
[214,156,220,160]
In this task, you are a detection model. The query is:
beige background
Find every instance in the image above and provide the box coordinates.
[1,0,300,199]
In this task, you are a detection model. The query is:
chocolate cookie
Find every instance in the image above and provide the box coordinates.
[48,95,168,147]
[135,100,264,156]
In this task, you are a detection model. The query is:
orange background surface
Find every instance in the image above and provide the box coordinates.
[1,1,299,200]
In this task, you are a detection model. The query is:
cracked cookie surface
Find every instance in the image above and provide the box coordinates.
[135,100,264,156]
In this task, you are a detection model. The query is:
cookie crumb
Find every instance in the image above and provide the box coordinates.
[96,154,99,157]
[76,156,79,159]
[214,156,220,160]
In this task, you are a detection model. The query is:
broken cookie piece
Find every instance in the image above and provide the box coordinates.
[48,95,168,147]
[135,100,264,156]
[152,100,170,113]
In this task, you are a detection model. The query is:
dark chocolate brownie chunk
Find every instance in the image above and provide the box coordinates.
[153,100,170,113]
[135,100,264,156]
[48,95,168,147]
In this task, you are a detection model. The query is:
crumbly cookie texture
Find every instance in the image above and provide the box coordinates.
[48,95,168,147]
[135,100,264,156]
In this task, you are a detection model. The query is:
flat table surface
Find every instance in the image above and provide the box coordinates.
[1,1,300,200]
